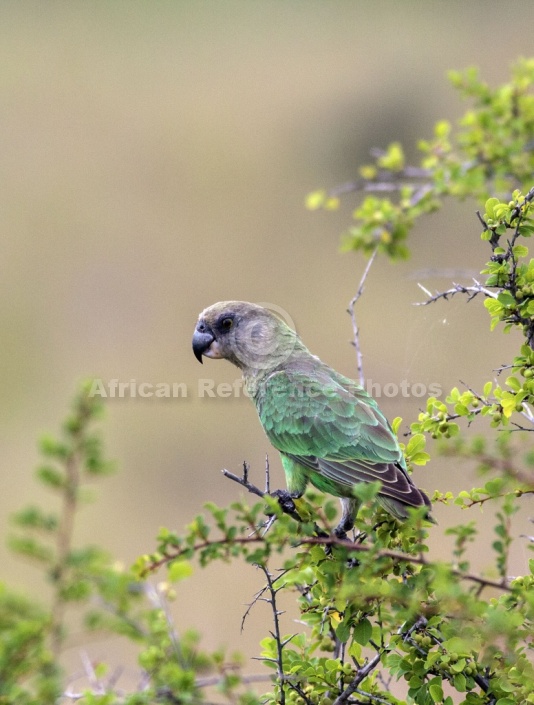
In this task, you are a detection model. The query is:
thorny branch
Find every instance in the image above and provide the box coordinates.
[223,462,325,534]
[348,247,378,386]
[241,568,291,633]
[416,188,534,349]
[255,564,296,705]
[222,461,266,499]
[414,278,498,306]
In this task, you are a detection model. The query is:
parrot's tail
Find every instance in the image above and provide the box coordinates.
[377,494,436,524]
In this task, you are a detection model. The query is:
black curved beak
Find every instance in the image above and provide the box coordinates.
[192,324,215,364]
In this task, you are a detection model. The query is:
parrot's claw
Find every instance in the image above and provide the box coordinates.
[333,526,349,541]
[334,527,367,543]
[269,489,299,517]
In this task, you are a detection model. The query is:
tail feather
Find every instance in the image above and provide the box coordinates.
[378,494,436,523]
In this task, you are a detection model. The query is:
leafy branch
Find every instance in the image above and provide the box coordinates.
[137,481,515,595]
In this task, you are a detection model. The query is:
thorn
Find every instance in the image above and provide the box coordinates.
[417,282,433,298]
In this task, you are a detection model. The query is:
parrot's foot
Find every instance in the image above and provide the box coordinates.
[333,522,367,556]
[333,526,349,541]
[333,515,355,541]
[268,489,301,521]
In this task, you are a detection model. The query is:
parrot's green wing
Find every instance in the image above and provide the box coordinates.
[255,363,431,513]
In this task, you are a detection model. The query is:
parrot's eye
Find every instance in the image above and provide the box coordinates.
[220,317,234,331]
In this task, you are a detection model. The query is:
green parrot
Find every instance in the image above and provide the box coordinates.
[192,301,433,535]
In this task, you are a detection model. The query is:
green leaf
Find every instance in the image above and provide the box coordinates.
[484,298,503,316]
[485,197,500,218]
[168,560,193,583]
[353,618,372,646]
[454,403,470,416]
[429,682,444,702]
[513,244,529,257]
[411,452,431,465]
[453,673,467,691]
[335,617,352,644]
[305,190,325,210]
[36,465,65,489]
[406,433,426,457]
[505,376,521,391]
[434,120,451,138]
[497,292,515,307]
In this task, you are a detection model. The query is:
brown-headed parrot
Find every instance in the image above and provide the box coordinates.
[192,301,433,535]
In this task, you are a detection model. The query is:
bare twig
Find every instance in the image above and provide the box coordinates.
[348,247,379,386]
[222,463,265,499]
[460,489,534,509]
[196,673,275,688]
[352,687,394,705]
[327,164,432,199]
[265,454,271,494]
[223,464,332,536]
[80,651,104,695]
[144,583,187,669]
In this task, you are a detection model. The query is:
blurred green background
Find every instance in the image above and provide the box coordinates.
[2,0,533,684]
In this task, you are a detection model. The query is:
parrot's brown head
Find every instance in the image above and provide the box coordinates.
[192,301,301,374]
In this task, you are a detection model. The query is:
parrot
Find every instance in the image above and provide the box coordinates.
[192,301,433,536]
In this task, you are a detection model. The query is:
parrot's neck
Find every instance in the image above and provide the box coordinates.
[241,338,312,398]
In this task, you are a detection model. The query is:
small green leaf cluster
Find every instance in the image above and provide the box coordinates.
[9,383,114,615]
[0,383,117,702]
[387,630,484,705]
[403,431,431,466]
[0,584,60,705]
[133,498,296,578]
[307,59,534,261]
[448,61,534,195]
[341,192,417,260]
[479,191,534,345]
[260,633,363,705]
[412,373,534,437]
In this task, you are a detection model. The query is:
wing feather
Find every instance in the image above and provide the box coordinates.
[256,362,431,511]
